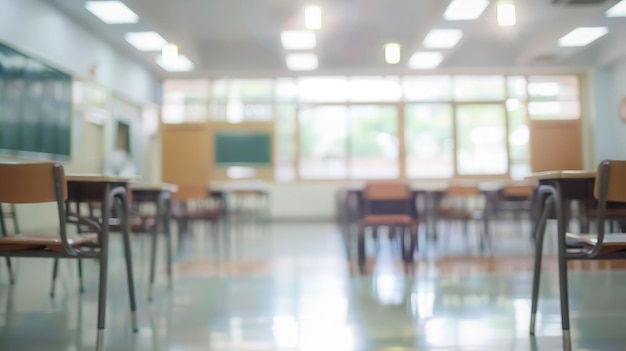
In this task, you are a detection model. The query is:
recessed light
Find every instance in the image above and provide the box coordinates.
[156,54,194,72]
[281,31,316,50]
[558,27,608,47]
[305,5,322,30]
[125,32,167,51]
[408,52,443,69]
[85,1,139,24]
[607,0,626,17]
[497,1,516,27]
[286,53,318,71]
[423,29,464,49]
[443,0,490,21]
[384,43,401,64]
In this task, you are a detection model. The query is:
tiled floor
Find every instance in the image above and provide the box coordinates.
[1,220,626,350]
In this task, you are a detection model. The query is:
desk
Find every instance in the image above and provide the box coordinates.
[130,183,177,300]
[66,174,138,350]
[222,182,271,225]
[526,170,596,350]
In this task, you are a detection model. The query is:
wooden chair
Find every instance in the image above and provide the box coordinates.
[436,185,489,251]
[496,184,535,236]
[171,184,225,239]
[0,162,137,350]
[530,160,626,349]
[357,181,419,272]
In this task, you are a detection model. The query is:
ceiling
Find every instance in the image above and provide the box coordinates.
[49,0,626,78]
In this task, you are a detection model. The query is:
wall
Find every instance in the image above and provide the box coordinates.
[593,60,626,162]
[0,0,157,105]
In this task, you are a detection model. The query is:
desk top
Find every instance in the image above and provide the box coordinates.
[131,183,178,192]
[66,174,136,183]
[526,170,596,181]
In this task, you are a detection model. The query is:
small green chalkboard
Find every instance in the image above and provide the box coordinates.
[214,132,271,166]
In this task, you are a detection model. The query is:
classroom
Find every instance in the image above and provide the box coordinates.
[1,0,626,350]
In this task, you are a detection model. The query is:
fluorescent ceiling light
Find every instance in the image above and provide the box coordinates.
[124,31,167,51]
[85,1,139,24]
[558,27,608,47]
[443,0,490,21]
[280,30,316,50]
[423,29,464,49]
[408,52,444,69]
[286,53,318,71]
[162,43,179,65]
[497,2,516,27]
[305,5,322,30]
[607,0,626,17]
[156,54,194,72]
[384,43,401,64]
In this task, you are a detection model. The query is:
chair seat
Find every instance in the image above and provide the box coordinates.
[361,214,415,225]
[0,233,98,253]
[437,209,482,220]
[587,208,626,218]
[566,233,626,255]
[173,209,222,220]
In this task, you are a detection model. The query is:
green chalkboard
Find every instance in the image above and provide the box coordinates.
[214,132,271,166]
[0,42,72,159]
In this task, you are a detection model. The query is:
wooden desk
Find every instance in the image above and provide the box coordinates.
[130,183,177,300]
[65,174,138,350]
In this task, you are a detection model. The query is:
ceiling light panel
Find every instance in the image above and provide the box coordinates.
[156,54,194,72]
[385,43,401,64]
[423,29,464,49]
[558,27,608,47]
[408,52,444,69]
[497,2,516,27]
[286,53,318,71]
[281,30,316,50]
[606,0,626,17]
[443,0,490,21]
[305,5,322,30]
[125,31,167,51]
[85,1,139,24]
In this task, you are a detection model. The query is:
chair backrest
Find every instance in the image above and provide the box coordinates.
[594,160,626,203]
[445,185,480,198]
[501,185,535,199]
[0,163,67,204]
[363,182,410,201]
[362,182,413,217]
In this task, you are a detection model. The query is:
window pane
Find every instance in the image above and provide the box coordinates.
[275,78,297,102]
[348,77,402,102]
[349,105,399,179]
[453,76,505,101]
[405,104,454,178]
[456,104,508,175]
[162,79,209,123]
[507,99,530,179]
[403,76,451,101]
[298,77,348,102]
[230,79,273,101]
[507,76,527,99]
[276,104,296,181]
[299,106,348,178]
[528,75,579,101]
[528,101,580,120]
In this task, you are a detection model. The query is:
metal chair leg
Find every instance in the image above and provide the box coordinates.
[115,194,138,332]
[78,259,84,293]
[165,198,173,290]
[50,258,59,298]
[530,196,553,335]
[148,223,158,302]
[357,226,366,273]
[5,258,15,285]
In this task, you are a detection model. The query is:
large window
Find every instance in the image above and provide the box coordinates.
[161,74,581,180]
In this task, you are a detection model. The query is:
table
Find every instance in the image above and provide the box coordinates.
[221,181,271,226]
[130,183,177,300]
[66,174,138,350]
[525,170,596,350]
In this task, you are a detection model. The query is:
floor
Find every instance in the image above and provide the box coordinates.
[1,219,626,350]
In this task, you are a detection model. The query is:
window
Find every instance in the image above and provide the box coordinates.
[527,75,580,120]
[453,76,505,101]
[403,76,451,101]
[349,105,399,178]
[298,106,348,179]
[456,104,508,175]
[405,104,454,178]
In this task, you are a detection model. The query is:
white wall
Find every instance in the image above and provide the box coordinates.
[592,59,626,162]
[0,0,156,105]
